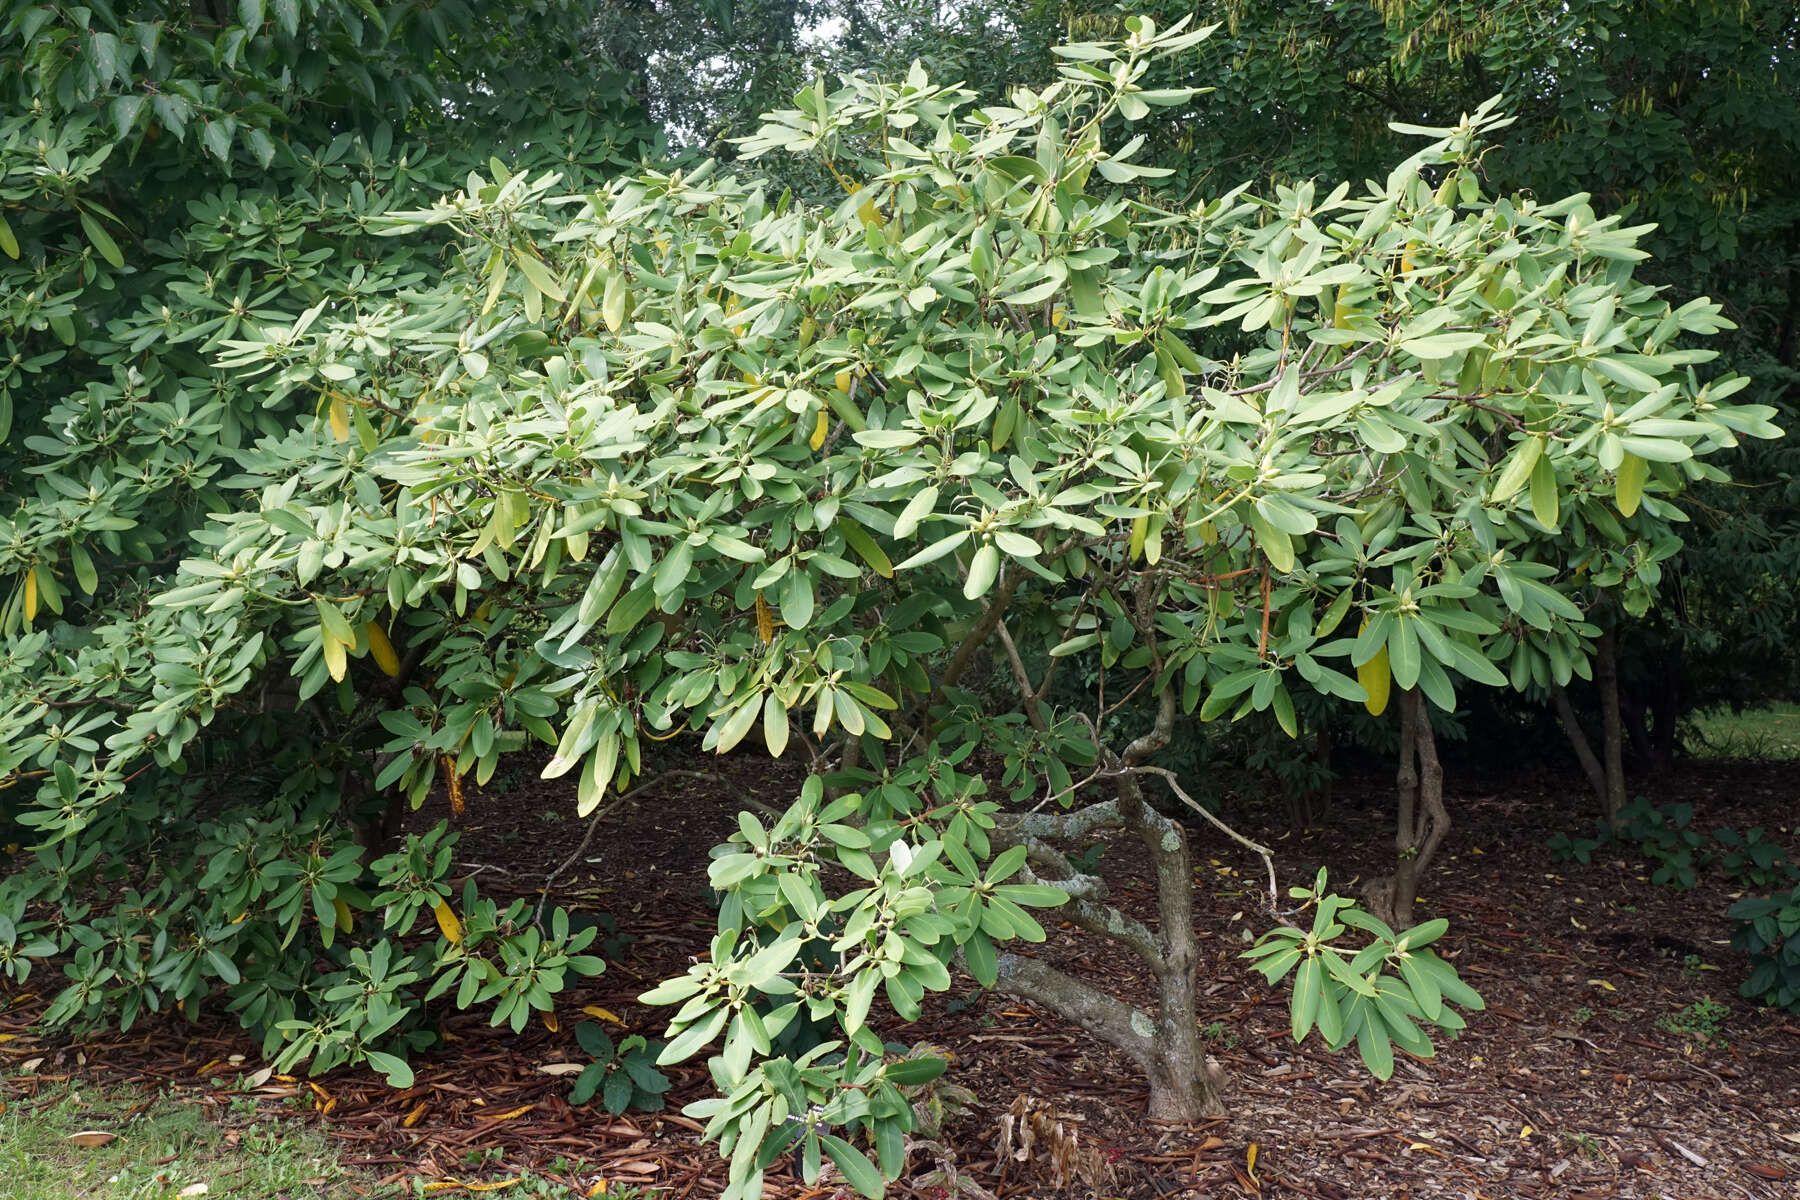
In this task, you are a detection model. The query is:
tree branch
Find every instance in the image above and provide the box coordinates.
[534,769,719,925]
[992,952,1156,1068]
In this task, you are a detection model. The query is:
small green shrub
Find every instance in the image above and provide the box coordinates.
[1243,869,1484,1081]
[1712,827,1793,889]
[1655,996,1729,1046]
[1,812,606,1086]
[1729,884,1800,1012]
[569,1023,671,1113]
[1608,798,1705,889]
[1546,831,1600,865]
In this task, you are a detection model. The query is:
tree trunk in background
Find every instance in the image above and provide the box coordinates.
[1649,646,1683,773]
[1552,684,1609,810]
[1365,688,1449,929]
[1596,631,1629,825]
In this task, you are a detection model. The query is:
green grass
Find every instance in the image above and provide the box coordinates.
[0,1075,379,1199]
[1,1073,659,1199]
[1687,702,1800,761]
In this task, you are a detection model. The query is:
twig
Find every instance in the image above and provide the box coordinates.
[1120,764,1280,917]
[534,769,717,925]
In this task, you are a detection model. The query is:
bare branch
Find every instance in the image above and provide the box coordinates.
[535,769,720,925]
[992,952,1156,1068]
[1121,764,1280,917]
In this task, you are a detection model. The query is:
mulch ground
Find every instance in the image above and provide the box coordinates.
[4,754,1798,1200]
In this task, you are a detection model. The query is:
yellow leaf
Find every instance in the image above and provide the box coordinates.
[810,408,829,451]
[442,755,465,817]
[852,187,884,227]
[329,395,350,442]
[1616,451,1647,518]
[754,592,773,645]
[1519,1125,1534,1139]
[479,1104,537,1121]
[588,1182,610,1198]
[332,896,352,934]
[1359,643,1391,717]
[1128,515,1147,562]
[543,1010,560,1033]
[834,369,854,394]
[366,623,400,677]
[433,899,464,945]
[1246,1142,1259,1181]
[582,1006,625,1026]
[22,569,36,624]
[320,627,347,682]
[403,1101,430,1128]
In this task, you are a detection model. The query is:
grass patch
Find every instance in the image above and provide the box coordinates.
[0,1075,375,1200]
[1,1072,656,1199]
[1688,702,1800,761]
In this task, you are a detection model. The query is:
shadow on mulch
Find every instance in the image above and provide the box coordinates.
[5,756,1799,1199]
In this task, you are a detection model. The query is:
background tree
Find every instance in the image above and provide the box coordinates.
[1067,0,1800,777]
[664,0,1800,778]
[0,0,657,1081]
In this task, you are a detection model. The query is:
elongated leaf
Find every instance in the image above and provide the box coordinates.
[1489,436,1541,503]
[821,1135,884,1199]
[1615,452,1648,517]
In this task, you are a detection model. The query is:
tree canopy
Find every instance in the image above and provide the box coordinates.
[1,6,1790,1199]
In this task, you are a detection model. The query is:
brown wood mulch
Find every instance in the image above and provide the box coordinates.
[4,756,1798,1199]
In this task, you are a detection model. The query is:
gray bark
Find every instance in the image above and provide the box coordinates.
[1365,687,1449,929]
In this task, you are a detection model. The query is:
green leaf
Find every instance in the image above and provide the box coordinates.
[1529,455,1559,529]
[714,695,764,754]
[516,251,566,302]
[762,695,789,757]
[884,1056,948,1085]
[1489,436,1541,504]
[1356,1018,1395,1080]
[1615,452,1648,518]
[962,930,998,987]
[893,486,939,538]
[1399,331,1486,359]
[838,520,894,577]
[1397,954,1443,1020]
[202,119,234,162]
[363,1050,415,1088]
[964,543,1000,599]
[1396,918,1448,951]
[79,211,125,269]
[820,1135,884,1199]
[893,531,967,571]
[781,570,815,630]
[1592,356,1660,393]
[1292,955,1321,1042]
